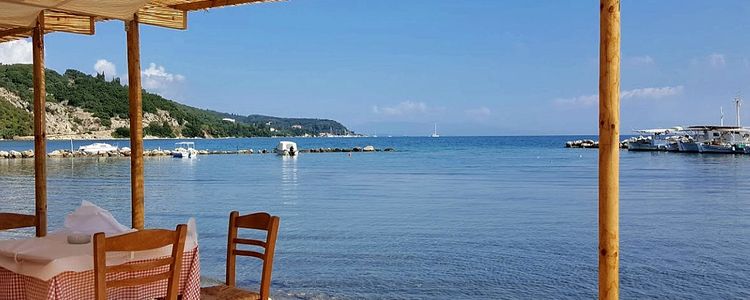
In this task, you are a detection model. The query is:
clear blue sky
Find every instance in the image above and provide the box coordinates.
[3,0,750,136]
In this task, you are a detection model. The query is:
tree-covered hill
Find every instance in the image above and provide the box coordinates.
[0,64,350,139]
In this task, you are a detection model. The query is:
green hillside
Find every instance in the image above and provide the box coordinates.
[0,99,31,139]
[0,64,350,139]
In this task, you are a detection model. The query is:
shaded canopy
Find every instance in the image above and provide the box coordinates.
[0,0,280,42]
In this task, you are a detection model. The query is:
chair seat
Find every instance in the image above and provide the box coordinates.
[201,285,262,300]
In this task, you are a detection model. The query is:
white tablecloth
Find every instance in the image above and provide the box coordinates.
[0,223,198,281]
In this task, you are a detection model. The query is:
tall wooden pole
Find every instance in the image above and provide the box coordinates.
[32,12,47,237]
[599,0,620,299]
[126,15,145,230]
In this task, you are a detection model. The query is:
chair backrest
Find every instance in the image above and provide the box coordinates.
[93,224,187,300]
[225,211,280,300]
[0,213,35,231]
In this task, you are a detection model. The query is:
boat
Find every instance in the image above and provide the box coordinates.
[696,127,750,154]
[172,142,198,158]
[431,123,440,138]
[677,136,700,153]
[626,128,681,151]
[276,141,299,156]
[674,125,750,153]
[697,142,737,153]
[78,143,118,154]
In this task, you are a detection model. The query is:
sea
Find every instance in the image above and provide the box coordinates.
[1,136,749,299]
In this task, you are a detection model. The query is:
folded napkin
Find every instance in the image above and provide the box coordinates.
[63,201,130,236]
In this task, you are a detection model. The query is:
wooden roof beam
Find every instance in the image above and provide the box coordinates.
[171,0,276,11]
[137,4,187,30]
[0,0,122,20]
[0,13,95,42]
[44,11,95,35]
[0,26,32,38]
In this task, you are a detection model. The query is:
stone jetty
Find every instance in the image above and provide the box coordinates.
[0,146,395,159]
[565,139,629,149]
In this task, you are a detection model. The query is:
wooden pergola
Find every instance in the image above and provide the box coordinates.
[0,1,623,299]
[0,0,279,237]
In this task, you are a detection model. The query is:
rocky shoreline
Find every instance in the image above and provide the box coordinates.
[0,146,395,159]
[565,139,629,149]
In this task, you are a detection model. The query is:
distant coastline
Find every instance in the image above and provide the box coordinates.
[1,64,353,140]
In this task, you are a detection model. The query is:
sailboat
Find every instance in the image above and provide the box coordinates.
[431,123,440,138]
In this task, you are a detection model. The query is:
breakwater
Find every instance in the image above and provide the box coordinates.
[0,146,395,159]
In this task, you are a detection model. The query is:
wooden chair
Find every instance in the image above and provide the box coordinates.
[93,224,188,300]
[201,211,280,300]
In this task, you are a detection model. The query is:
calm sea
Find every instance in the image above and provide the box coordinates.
[1,136,749,299]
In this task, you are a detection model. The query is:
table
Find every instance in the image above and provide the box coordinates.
[0,232,201,300]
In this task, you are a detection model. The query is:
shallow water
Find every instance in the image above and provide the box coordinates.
[1,136,749,299]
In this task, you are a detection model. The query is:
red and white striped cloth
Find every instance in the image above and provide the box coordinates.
[0,247,200,300]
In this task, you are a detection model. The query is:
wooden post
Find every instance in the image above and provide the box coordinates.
[32,12,47,237]
[599,0,620,299]
[126,16,145,230]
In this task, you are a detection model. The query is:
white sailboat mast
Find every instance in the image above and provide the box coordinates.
[735,96,742,127]
[720,106,724,126]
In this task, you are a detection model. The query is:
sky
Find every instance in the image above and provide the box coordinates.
[2,0,750,136]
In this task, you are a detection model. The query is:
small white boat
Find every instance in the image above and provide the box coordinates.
[431,123,440,138]
[78,143,118,154]
[276,141,299,156]
[173,142,198,158]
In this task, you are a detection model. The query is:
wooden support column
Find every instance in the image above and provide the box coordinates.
[126,15,145,230]
[599,0,620,299]
[32,13,47,237]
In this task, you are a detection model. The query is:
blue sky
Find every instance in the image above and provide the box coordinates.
[2,0,750,136]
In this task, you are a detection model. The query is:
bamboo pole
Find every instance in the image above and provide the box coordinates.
[599,0,620,299]
[32,12,47,237]
[126,16,145,230]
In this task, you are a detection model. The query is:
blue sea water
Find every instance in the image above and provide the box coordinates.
[1,136,749,299]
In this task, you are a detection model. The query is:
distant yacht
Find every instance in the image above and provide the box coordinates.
[431,123,440,138]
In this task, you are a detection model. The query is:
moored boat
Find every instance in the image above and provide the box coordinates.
[173,142,198,158]
[677,137,700,153]
[276,141,299,156]
[626,128,681,151]
[78,143,118,154]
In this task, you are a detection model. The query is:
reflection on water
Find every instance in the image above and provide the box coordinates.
[281,156,299,206]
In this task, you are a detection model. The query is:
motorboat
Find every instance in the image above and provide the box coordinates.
[173,142,198,158]
[626,128,681,151]
[78,143,118,154]
[276,141,299,156]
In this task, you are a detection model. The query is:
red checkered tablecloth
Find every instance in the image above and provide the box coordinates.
[0,246,200,300]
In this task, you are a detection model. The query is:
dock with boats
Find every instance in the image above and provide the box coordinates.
[567,125,750,154]
[567,97,750,154]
